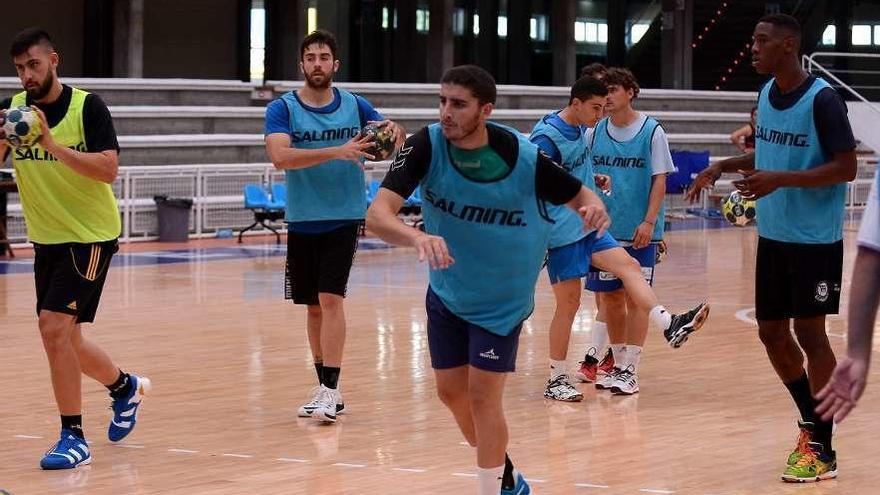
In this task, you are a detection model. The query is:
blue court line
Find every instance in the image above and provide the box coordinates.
[0,239,392,275]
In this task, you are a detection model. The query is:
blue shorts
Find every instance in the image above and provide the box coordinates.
[586,244,657,292]
[425,287,522,373]
[546,231,620,285]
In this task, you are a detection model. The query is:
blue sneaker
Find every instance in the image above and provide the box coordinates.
[501,473,530,495]
[40,430,91,470]
[108,374,151,442]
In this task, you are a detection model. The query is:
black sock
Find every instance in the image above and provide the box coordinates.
[501,454,515,490]
[314,361,324,385]
[813,417,834,455]
[322,366,341,389]
[61,415,84,439]
[784,371,815,424]
[107,370,133,399]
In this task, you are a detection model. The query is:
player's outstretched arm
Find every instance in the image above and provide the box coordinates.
[366,188,454,270]
[266,132,375,170]
[684,153,756,203]
[565,186,611,238]
[31,107,117,183]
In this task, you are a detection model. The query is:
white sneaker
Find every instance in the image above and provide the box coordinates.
[311,385,342,423]
[595,366,622,390]
[298,386,346,418]
[610,366,639,395]
[543,374,584,402]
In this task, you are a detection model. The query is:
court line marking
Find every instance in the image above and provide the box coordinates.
[114,444,145,449]
[574,483,609,489]
[333,462,366,468]
[525,478,546,483]
[13,435,42,439]
[168,448,198,454]
[640,489,675,494]
[277,457,309,463]
[452,472,477,478]
[394,467,428,473]
[222,453,254,458]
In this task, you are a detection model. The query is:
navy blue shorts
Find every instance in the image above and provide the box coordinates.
[546,231,620,285]
[425,287,522,373]
[585,244,657,292]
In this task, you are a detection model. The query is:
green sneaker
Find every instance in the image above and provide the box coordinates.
[787,421,813,466]
[782,442,837,483]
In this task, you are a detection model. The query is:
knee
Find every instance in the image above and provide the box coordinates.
[602,290,626,310]
[318,294,343,314]
[306,304,322,318]
[758,324,791,352]
[38,315,72,353]
[555,293,581,319]
[467,387,500,415]
[793,329,833,360]
[436,384,466,407]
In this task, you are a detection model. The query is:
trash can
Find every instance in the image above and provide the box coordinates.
[153,195,193,242]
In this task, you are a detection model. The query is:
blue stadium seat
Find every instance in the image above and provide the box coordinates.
[270,183,287,209]
[240,184,285,244]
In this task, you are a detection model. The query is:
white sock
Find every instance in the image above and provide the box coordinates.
[610,344,627,368]
[550,359,567,380]
[649,306,673,332]
[477,465,504,495]
[626,345,643,372]
[592,321,609,356]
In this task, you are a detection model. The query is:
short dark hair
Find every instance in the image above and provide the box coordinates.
[758,13,802,38]
[300,29,337,60]
[10,28,54,57]
[604,67,640,99]
[570,76,608,103]
[440,65,496,105]
[580,63,607,79]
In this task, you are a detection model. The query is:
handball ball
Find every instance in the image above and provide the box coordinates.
[2,106,42,148]
[361,123,395,161]
[722,191,757,227]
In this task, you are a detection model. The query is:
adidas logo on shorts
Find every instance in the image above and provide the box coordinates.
[479,348,500,360]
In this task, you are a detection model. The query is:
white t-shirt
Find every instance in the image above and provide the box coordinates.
[585,113,676,176]
[858,175,880,252]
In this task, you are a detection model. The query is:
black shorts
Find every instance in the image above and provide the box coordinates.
[755,236,843,320]
[285,223,361,305]
[34,240,118,324]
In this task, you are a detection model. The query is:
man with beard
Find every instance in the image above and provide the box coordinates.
[264,30,404,424]
[687,14,856,482]
[0,28,150,469]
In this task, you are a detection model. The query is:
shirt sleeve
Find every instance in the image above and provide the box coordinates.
[529,134,562,164]
[535,151,583,205]
[264,99,291,136]
[355,94,384,128]
[650,125,675,175]
[814,88,857,155]
[380,127,431,200]
[83,94,120,153]
[0,97,10,110]
[858,177,880,252]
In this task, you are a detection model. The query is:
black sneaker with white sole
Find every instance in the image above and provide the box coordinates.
[664,302,710,348]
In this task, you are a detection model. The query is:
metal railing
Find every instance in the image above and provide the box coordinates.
[802,52,880,115]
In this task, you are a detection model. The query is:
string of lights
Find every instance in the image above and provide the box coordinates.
[714,41,752,90]
[692,1,729,50]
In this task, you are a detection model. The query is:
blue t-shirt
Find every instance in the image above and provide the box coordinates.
[530,113,584,164]
[265,88,383,233]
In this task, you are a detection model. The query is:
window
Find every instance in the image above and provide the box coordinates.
[416,7,430,33]
[630,23,650,44]
[853,24,872,46]
[875,25,880,46]
[381,7,389,30]
[821,24,836,45]
[249,4,265,83]
[498,15,508,38]
[531,14,548,41]
[452,8,465,35]
[574,19,608,44]
[307,7,317,34]
[473,14,480,35]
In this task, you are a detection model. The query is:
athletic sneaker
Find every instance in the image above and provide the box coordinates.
[597,348,615,374]
[782,442,837,482]
[575,347,599,382]
[544,374,584,402]
[664,302,711,348]
[40,430,91,470]
[501,472,531,495]
[610,366,639,395]
[297,386,346,418]
[108,374,151,442]
[595,366,622,390]
[788,421,814,466]
[311,385,342,423]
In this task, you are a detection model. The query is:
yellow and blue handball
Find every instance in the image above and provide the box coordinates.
[722,191,757,227]
[1,106,42,148]
[361,122,395,161]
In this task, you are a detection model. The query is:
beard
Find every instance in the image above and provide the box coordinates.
[304,70,333,90]
[26,71,55,101]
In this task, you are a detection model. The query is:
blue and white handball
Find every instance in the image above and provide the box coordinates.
[1,106,42,148]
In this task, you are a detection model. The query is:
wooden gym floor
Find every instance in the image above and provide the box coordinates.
[0,227,876,494]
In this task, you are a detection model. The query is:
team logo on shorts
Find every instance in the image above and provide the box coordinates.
[815,281,829,302]
[479,348,500,360]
